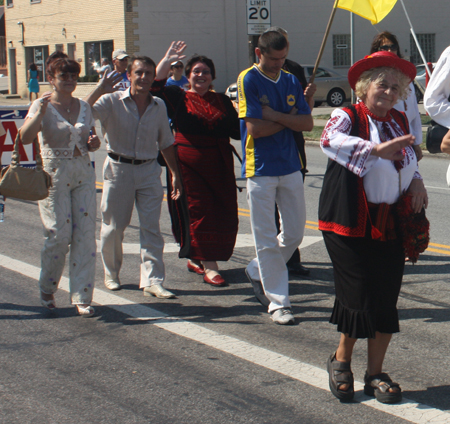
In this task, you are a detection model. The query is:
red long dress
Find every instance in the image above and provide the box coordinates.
[151,80,240,261]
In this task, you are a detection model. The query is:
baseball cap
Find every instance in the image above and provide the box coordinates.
[113,49,129,60]
[171,60,183,67]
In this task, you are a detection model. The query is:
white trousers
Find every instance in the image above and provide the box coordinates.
[246,171,306,312]
[39,155,97,305]
[100,156,165,288]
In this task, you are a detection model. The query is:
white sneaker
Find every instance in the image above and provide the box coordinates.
[271,308,295,325]
[104,279,121,291]
[143,284,176,299]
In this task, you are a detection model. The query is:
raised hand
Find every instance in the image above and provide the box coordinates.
[98,71,123,94]
[164,41,187,63]
[304,83,317,99]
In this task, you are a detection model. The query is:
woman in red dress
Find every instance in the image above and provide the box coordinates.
[152,42,240,286]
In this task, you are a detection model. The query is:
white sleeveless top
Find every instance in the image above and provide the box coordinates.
[27,99,95,159]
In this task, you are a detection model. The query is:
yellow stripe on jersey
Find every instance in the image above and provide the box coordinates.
[298,151,304,170]
[245,133,255,177]
[237,67,253,118]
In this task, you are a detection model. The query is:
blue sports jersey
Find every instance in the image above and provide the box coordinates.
[237,65,311,178]
[166,75,189,90]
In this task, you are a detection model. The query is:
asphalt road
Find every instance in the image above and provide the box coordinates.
[1,133,450,423]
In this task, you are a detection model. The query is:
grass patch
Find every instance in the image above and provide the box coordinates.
[304,126,324,141]
[313,114,332,120]
[421,115,431,125]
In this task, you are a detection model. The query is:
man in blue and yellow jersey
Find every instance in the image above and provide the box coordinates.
[269,26,316,278]
[237,31,313,325]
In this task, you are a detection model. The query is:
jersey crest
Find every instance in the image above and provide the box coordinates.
[259,94,270,106]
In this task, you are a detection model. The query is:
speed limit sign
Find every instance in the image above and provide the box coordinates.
[247,0,271,35]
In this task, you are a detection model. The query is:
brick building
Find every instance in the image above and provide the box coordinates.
[4,0,136,96]
[4,0,450,97]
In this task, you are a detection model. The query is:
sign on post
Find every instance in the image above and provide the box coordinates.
[247,0,271,35]
[0,107,35,168]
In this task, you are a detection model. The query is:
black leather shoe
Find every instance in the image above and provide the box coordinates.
[245,269,270,307]
[287,262,310,276]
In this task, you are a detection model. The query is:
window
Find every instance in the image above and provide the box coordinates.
[67,43,76,60]
[84,41,113,76]
[25,46,49,82]
[6,0,13,7]
[315,68,332,78]
[31,0,41,3]
[333,34,351,67]
[410,34,435,64]
[0,37,6,68]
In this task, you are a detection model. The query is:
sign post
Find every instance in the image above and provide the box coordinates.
[246,0,271,66]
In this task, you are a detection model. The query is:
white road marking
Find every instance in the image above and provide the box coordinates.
[96,235,324,254]
[1,252,450,423]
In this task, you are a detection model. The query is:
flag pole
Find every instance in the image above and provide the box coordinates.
[309,0,340,83]
[398,0,431,78]
[350,11,355,103]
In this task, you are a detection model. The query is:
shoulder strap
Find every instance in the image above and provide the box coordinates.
[343,103,370,140]
[389,108,410,134]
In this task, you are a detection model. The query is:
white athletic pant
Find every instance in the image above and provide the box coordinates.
[100,156,165,288]
[246,171,306,313]
[38,155,97,305]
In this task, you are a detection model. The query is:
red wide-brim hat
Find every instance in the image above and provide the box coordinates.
[348,51,417,90]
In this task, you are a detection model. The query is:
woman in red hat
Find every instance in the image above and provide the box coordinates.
[319,51,428,404]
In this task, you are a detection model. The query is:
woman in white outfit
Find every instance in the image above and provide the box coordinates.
[424,45,450,159]
[370,31,423,161]
[21,58,101,317]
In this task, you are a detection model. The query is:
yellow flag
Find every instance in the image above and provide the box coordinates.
[336,0,398,24]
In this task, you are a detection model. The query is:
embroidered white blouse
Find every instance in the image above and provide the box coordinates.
[27,99,95,159]
[424,45,450,128]
[320,105,421,205]
[393,82,422,145]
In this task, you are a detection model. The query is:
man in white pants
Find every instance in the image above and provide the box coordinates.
[237,31,313,324]
[86,55,182,298]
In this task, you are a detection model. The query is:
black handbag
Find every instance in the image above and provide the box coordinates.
[426,120,448,153]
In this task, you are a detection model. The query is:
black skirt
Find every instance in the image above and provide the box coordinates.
[323,231,405,339]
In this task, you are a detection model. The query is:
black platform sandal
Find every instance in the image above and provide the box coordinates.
[327,352,354,402]
[364,371,402,404]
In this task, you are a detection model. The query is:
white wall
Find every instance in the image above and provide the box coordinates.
[133,0,450,91]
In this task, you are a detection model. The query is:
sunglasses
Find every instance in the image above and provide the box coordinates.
[192,69,211,76]
[172,64,183,69]
[379,44,398,52]
[57,72,79,81]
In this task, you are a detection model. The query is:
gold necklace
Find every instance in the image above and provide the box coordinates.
[53,97,74,114]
